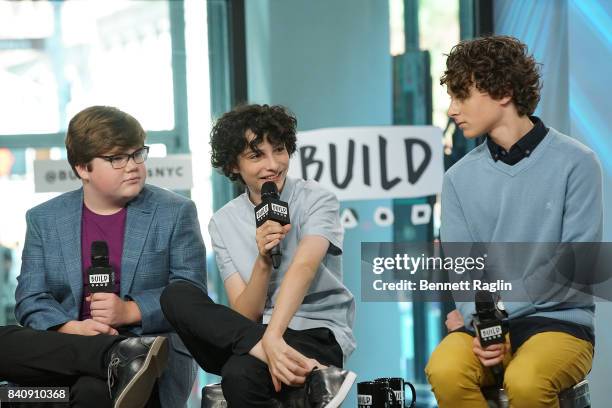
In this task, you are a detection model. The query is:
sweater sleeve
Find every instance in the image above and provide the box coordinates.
[440,174,475,242]
[561,150,603,242]
[441,173,477,327]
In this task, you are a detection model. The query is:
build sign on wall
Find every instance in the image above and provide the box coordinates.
[288,126,444,201]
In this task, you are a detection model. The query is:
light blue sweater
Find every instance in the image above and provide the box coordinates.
[442,127,603,329]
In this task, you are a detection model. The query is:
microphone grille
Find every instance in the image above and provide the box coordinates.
[91,241,109,267]
[475,290,495,312]
[91,241,109,257]
[261,181,279,198]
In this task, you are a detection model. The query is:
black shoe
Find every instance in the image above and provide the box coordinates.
[279,383,307,408]
[107,336,168,408]
[305,366,356,408]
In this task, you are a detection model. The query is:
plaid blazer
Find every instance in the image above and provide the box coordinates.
[15,184,207,406]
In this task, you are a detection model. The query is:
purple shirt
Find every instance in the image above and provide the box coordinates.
[79,205,126,320]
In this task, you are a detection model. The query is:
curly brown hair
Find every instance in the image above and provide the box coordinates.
[210,104,297,183]
[441,35,541,116]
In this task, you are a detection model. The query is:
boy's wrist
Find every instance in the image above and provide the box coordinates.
[263,325,284,339]
[256,254,273,269]
[57,320,79,334]
[122,300,142,325]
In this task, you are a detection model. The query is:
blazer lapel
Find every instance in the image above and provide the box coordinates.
[56,189,84,308]
[121,187,156,295]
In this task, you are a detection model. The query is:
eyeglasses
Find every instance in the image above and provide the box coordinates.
[98,146,149,169]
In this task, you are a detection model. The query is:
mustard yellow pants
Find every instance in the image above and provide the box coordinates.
[425,331,593,408]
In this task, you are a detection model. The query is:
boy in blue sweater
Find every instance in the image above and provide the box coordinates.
[425,36,602,408]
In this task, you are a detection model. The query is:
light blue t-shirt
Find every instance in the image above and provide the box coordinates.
[208,177,356,359]
[442,128,603,329]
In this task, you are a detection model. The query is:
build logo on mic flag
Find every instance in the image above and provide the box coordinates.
[256,204,269,224]
[88,241,115,293]
[254,199,290,228]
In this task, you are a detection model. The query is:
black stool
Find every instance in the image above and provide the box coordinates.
[201,382,302,408]
[201,383,227,408]
[482,379,590,408]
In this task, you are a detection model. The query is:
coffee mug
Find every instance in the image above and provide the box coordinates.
[357,380,398,408]
[375,377,416,408]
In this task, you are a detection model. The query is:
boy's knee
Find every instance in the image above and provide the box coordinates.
[504,366,556,407]
[160,281,194,318]
[426,333,483,402]
[426,357,472,396]
[160,282,177,305]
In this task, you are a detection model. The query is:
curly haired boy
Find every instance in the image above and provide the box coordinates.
[426,36,602,408]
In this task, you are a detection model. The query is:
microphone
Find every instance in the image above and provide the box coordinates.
[254,181,290,268]
[472,290,508,387]
[87,241,115,293]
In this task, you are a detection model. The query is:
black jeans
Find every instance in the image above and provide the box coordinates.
[161,281,343,407]
[0,325,119,408]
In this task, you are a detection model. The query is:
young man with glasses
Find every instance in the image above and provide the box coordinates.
[7,106,207,407]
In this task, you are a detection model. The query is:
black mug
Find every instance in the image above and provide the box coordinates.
[357,380,398,408]
[375,377,416,408]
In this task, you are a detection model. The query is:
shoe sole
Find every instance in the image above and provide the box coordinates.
[323,371,357,408]
[114,336,169,408]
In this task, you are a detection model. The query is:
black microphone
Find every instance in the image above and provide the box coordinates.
[87,241,115,293]
[472,290,508,387]
[254,181,290,268]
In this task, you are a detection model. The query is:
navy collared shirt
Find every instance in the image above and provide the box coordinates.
[486,116,548,165]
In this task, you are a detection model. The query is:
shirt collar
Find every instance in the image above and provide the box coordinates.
[486,116,548,163]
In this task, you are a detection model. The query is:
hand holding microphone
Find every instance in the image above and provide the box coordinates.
[87,241,115,293]
[86,241,141,327]
[56,241,120,335]
[255,221,291,263]
[254,181,290,268]
[89,293,135,328]
[472,290,509,387]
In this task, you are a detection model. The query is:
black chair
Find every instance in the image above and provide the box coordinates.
[201,382,303,408]
[482,379,590,408]
[201,383,227,408]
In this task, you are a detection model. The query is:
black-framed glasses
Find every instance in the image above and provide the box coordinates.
[98,146,149,169]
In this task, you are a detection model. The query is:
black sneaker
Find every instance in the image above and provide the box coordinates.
[305,366,356,408]
[279,383,307,408]
[107,336,168,408]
